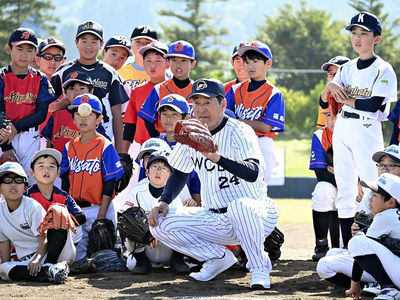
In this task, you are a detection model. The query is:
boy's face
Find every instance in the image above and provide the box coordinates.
[324,112,336,132]
[73,110,102,134]
[6,44,37,71]
[243,57,271,81]
[65,83,92,104]
[75,34,104,62]
[378,156,400,177]
[0,174,26,202]
[131,38,153,58]
[143,52,168,79]
[36,46,65,78]
[160,107,183,133]
[142,154,151,169]
[231,55,248,82]
[350,26,381,56]
[146,160,171,188]
[168,57,196,80]
[102,47,128,71]
[30,156,59,185]
[369,191,390,215]
[326,65,339,82]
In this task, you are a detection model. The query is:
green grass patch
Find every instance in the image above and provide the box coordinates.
[274,136,314,178]
[275,199,312,224]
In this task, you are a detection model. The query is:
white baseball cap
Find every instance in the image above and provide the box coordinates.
[372,145,400,164]
[360,173,400,203]
[137,138,171,160]
[0,162,28,181]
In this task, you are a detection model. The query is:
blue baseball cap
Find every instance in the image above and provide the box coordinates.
[9,27,38,48]
[187,78,225,100]
[68,93,103,114]
[158,94,189,114]
[62,71,94,90]
[166,40,195,60]
[139,40,169,57]
[146,150,171,169]
[38,37,66,55]
[321,56,350,71]
[76,20,104,40]
[237,41,273,61]
[104,36,133,56]
[0,162,27,181]
[345,12,382,35]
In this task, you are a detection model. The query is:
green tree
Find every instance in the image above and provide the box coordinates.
[0,0,59,66]
[158,0,230,80]
[255,1,353,93]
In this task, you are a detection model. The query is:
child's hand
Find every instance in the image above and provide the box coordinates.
[0,126,11,144]
[327,82,349,103]
[149,238,158,249]
[345,280,361,299]
[356,184,364,203]
[351,223,361,237]
[27,257,42,277]
[183,198,198,207]
[5,125,18,144]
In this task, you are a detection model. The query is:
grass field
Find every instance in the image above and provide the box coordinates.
[275,198,312,224]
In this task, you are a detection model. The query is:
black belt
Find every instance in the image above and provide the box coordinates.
[76,200,92,208]
[340,110,360,119]
[209,207,228,214]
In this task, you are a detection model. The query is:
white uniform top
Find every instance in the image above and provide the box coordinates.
[121,178,183,213]
[168,117,268,210]
[333,56,397,121]
[360,191,372,214]
[0,195,46,259]
[366,208,400,239]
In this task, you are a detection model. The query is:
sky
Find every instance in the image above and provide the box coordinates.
[48,0,400,62]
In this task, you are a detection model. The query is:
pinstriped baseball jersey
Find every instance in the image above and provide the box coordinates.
[168,117,268,210]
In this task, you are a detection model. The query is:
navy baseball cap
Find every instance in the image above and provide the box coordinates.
[321,56,350,71]
[231,42,246,58]
[104,36,133,56]
[69,93,103,114]
[360,173,400,202]
[345,12,382,35]
[158,94,189,114]
[38,37,66,55]
[139,40,169,57]
[237,41,273,61]
[9,27,38,48]
[187,78,225,100]
[76,20,104,40]
[166,40,195,60]
[130,25,158,41]
[146,150,171,169]
[62,71,94,90]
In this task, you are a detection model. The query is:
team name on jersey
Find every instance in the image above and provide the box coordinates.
[4,91,37,104]
[68,157,101,175]
[346,84,372,98]
[234,103,263,121]
[92,78,109,89]
[54,126,80,141]
[126,79,146,90]
[20,222,31,230]
[191,156,226,172]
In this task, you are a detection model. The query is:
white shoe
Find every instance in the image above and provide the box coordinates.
[363,282,381,296]
[189,250,237,281]
[47,261,69,284]
[374,288,400,300]
[250,269,271,290]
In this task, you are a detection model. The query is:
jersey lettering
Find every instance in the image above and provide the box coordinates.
[4,91,37,104]
[346,84,372,98]
[69,157,101,175]
[54,126,80,141]
[234,103,263,120]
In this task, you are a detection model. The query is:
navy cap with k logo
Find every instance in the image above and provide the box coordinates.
[345,12,382,35]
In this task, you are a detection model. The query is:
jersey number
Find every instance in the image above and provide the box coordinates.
[219,175,240,189]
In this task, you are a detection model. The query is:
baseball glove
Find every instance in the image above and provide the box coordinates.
[325,146,334,167]
[264,227,285,261]
[37,203,78,234]
[354,210,374,230]
[0,111,9,130]
[117,206,154,246]
[377,235,400,257]
[115,153,134,194]
[174,119,218,153]
[328,93,343,117]
[87,218,117,257]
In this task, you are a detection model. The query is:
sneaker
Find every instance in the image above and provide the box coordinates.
[70,257,96,274]
[374,288,400,300]
[131,252,151,275]
[170,251,190,275]
[312,238,329,262]
[250,269,271,290]
[47,261,69,284]
[189,249,237,281]
[363,282,381,296]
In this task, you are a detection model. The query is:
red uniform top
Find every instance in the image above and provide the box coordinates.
[123,81,156,144]
[224,79,237,95]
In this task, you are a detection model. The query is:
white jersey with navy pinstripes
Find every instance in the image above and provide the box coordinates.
[168,117,268,210]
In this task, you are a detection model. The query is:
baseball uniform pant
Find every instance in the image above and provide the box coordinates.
[333,114,382,218]
[150,197,278,271]
[311,181,337,212]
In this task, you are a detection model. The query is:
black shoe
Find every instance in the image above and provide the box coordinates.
[312,238,329,261]
[132,252,151,275]
[170,251,190,275]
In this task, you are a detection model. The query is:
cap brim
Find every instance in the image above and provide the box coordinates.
[139,45,167,57]
[345,24,373,32]
[41,44,66,54]
[131,35,156,42]
[187,92,223,100]
[67,104,101,114]
[157,103,184,114]
[106,45,133,56]
[146,156,169,169]
[76,31,103,40]
[372,151,400,163]
[165,53,194,59]
[137,149,156,161]
[62,78,93,90]
[32,149,62,165]
[360,180,391,197]
[237,46,270,60]
[11,41,37,48]
[321,62,340,72]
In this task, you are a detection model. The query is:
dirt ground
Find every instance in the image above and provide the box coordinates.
[0,223,374,300]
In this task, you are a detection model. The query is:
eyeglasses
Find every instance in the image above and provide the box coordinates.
[1,177,26,184]
[376,163,400,171]
[40,53,65,62]
[150,164,170,173]
[327,72,336,77]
